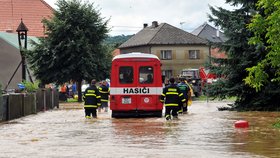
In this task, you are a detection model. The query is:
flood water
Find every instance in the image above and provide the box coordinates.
[1,101,280,158]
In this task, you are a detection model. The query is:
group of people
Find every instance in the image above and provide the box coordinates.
[83,79,110,119]
[59,82,77,101]
[160,77,192,120]
[83,77,191,120]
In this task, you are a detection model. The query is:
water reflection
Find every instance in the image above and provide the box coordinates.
[230,112,280,158]
[111,118,166,148]
[112,118,165,137]
[0,101,280,158]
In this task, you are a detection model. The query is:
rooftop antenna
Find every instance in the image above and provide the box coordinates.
[180,22,185,30]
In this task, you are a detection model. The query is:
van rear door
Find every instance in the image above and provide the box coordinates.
[115,63,137,110]
[136,62,158,111]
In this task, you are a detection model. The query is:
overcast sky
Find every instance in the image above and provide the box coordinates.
[44,0,236,36]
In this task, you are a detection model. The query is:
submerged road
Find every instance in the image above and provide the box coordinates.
[0,101,280,158]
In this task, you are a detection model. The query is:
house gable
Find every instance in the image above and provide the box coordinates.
[0,32,39,90]
[0,0,54,37]
[191,22,227,43]
[119,21,207,49]
[0,37,22,89]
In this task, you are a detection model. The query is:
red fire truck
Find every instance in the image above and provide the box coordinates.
[110,52,163,118]
[180,67,217,97]
[199,67,217,85]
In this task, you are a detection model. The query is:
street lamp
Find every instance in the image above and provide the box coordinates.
[16,19,28,82]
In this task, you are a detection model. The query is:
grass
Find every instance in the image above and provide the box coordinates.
[273,118,280,129]
[66,98,79,102]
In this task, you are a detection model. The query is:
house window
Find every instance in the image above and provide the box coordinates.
[162,70,172,79]
[160,50,172,60]
[189,50,200,59]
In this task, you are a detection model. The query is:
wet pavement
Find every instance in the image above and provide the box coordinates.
[1,101,280,158]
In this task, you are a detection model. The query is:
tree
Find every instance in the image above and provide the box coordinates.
[207,0,280,110]
[244,0,280,91]
[26,0,111,102]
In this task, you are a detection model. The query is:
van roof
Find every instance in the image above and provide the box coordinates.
[112,52,159,61]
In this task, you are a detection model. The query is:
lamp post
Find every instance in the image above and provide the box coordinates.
[16,19,28,82]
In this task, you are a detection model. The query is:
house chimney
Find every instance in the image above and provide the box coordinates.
[143,23,148,28]
[5,29,13,33]
[152,21,158,28]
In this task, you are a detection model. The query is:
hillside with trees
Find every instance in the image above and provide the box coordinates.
[104,35,133,48]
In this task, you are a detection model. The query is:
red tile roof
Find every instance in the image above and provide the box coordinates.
[0,0,54,37]
[211,48,227,59]
[112,48,120,57]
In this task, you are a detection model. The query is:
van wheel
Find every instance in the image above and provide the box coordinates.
[111,111,121,118]
[111,111,117,118]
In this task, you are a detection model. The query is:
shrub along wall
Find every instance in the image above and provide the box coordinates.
[0,88,59,122]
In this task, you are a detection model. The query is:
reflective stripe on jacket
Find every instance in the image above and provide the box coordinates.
[177,82,190,100]
[98,85,110,102]
[160,84,186,107]
[83,85,101,108]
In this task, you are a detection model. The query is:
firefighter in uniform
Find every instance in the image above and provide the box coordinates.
[177,78,190,113]
[160,78,186,120]
[83,79,101,118]
[98,80,110,112]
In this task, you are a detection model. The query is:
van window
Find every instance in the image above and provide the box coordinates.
[139,66,153,84]
[119,66,133,84]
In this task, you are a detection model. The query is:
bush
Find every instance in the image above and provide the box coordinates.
[22,81,39,93]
